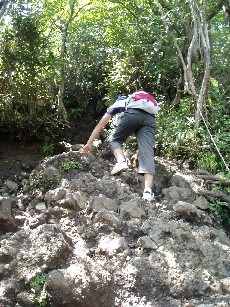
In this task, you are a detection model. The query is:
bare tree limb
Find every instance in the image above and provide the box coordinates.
[197,174,230,185]
[192,0,211,128]
[198,189,230,208]
[155,0,190,91]
[187,0,198,100]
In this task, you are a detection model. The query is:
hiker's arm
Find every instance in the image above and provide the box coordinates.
[82,113,112,153]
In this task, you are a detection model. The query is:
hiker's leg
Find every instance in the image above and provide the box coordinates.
[142,173,155,201]
[135,116,156,177]
[135,113,156,200]
[110,111,140,161]
[113,148,126,163]
[144,173,154,190]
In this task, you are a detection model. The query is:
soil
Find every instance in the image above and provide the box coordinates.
[0,140,45,183]
[0,116,103,184]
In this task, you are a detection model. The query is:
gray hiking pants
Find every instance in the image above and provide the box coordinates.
[110,109,156,175]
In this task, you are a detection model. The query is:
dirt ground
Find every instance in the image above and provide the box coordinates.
[0,115,103,183]
[0,140,45,182]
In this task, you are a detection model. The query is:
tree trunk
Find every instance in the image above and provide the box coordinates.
[189,0,211,128]
[0,0,9,19]
[171,67,184,107]
[57,0,77,123]
[157,0,211,128]
[57,0,92,123]
[57,22,68,122]
[186,1,198,102]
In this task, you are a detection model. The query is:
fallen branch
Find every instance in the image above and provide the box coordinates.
[197,174,228,181]
[198,189,230,208]
[196,175,230,188]
[205,180,230,188]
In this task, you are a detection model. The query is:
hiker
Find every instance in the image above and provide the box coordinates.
[82,90,159,201]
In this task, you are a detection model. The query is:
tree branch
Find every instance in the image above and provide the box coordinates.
[0,0,9,19]
[198,189,230,208]
[207,0,229,21]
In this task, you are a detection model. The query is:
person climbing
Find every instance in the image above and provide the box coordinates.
[82,90,159,202]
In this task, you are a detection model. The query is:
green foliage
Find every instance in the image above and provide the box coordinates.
[0,14,62,139]
[197,153,218,173]
[61,159,80,171]
[53,173,61,180]
[155,97,229,173]
[30,273,48,307]
[0,0,228,176]
[207,201,230,225]
[36,202,46,207]
[211,172,230,195]
[156,100,198,156]
[30,273,47,289]
[42,144,55,156]
[31,175,45,190]
[29,171,61,195]
[67,108,85,120]
[0,9,64,141]
[37,290,48,307]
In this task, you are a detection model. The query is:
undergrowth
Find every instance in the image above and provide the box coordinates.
[155,98,229,174]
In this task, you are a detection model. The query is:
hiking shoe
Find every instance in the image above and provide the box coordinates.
[111,161,128,175]
[142,191,155,202]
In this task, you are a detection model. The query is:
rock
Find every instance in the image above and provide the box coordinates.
[16,291,36,306]
[98,233,128,255]
[162,186,196,205]
[1,179,18,195]
[0,196,15,230]
[221,277,230,293]
[93,210,121,228]
[170,172,203,192]
[46,262,115,307]
[119,201,146,219]
[0,224,72,282]
[58,191,86,211]
[35,202,47,212]
[173,201,203,219]
[137,236,158,249]
[92,194,118,212]
[44,188,66,203]
[193,195,209,210]
[1,151,230,307]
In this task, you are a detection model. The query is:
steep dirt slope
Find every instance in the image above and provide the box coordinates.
[0,150,229,307]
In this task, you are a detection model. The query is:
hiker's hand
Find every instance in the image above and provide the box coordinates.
[81,144,92,153]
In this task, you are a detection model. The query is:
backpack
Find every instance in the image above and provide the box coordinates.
[126,90,159,115]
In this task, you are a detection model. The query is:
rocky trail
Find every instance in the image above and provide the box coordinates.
[0,143,230,307]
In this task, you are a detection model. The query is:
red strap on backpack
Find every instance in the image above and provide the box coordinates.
[132,92,158,106]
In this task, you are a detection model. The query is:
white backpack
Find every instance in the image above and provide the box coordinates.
[126,90,159,115]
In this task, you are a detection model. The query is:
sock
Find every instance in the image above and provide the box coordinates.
[117,158,126,163]
[144,188,152,194]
